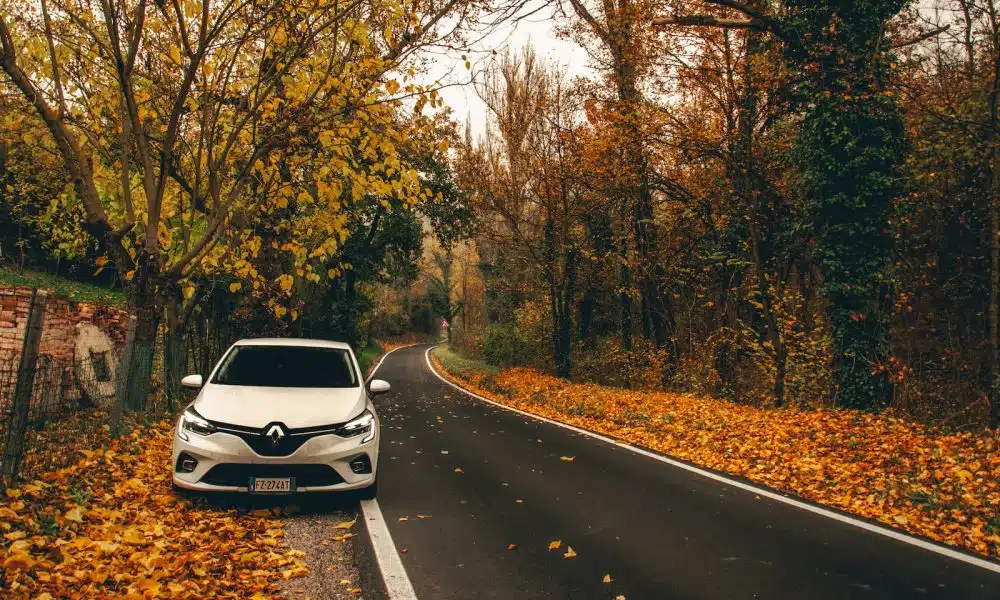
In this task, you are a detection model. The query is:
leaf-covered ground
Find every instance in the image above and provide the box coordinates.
[0,418,309,597]
[431,350,1000,560]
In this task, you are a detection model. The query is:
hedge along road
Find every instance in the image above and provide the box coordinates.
[367,344,1000,599]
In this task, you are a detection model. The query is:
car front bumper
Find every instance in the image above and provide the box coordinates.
[171,419,379,493]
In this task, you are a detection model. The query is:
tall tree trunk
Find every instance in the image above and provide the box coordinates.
[987,37,1000,429]
[785,0,902,410]
[123,248,159,411]
[163,286,184,411]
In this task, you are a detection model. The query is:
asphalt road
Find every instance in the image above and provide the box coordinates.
[371,345,1000,599]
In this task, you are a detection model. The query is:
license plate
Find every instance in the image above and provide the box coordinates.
[250,477,295,493]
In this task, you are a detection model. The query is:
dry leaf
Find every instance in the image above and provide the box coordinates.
[603,574,613,584]
[333,519,357,530]
[564,546,577,559]
[548,540,561,550]
[507,543,518,551]
[560,456,575,462]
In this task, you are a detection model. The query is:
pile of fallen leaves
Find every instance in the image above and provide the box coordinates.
[432,355,1000,560]
[0,419,307,597]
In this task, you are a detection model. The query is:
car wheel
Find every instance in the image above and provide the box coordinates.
[357,476,377,500]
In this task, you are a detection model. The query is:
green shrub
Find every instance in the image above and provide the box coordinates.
[482,324,521,367]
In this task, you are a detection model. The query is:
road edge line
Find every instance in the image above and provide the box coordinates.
[360,344,419,600]
[423,345,1000,575]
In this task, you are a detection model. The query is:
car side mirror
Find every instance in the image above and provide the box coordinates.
[181,374,203,389]
[368,379,391,395]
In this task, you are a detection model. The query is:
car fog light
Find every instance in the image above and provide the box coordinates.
[349,455,372,474]
[176,452,198,473]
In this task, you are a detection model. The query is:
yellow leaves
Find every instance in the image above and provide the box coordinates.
[229,282,242,293]
[183,285,196,300]
[956,469,973,481]
[603,574,613,584]
[547,540,561,551]
[454,467,463,473]
[168,45,181,65]
[277,274,294,292]
[331,533,355,542]
[333,519,356,530]
[0,417,311,597]
[3,552,36,571]
[563,546,577,559]
[507,543,518,551]
[559,456,575,462]
[893,515,908,525]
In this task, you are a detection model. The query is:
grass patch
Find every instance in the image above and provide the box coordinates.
[356,342,384,376]
[432,345,500,377]
[0,266,126,308]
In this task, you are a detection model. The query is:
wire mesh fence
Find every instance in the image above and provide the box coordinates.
[0,286,235,488]
[0,288,141,488]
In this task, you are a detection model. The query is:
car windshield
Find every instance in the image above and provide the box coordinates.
[211,345,359,388]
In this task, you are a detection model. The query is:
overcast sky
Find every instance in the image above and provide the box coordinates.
[424,10,591,140]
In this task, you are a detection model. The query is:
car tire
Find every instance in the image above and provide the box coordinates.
[357,476,377,500]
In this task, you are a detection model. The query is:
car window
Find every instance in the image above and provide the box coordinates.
[211,346,359,388]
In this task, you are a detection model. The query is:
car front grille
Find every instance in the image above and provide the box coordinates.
[199,463,345,487]
[208,420,348,457]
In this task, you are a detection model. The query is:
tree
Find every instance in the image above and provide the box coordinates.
[655,0,938,410]
[459,48,587,376]
[0,0,474,409]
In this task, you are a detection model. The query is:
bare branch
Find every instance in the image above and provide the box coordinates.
[653,15,765,30]
[891,24,950,49]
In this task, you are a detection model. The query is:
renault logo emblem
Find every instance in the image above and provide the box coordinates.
[265,424,285,447]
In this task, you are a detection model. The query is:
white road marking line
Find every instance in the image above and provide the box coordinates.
[362,345,419,600]
[423,345,1000,575]
[360,498,418,600]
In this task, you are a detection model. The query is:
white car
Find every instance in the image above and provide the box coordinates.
[171,338,386,497]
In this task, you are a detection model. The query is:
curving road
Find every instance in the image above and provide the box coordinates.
[370,344,1000,599]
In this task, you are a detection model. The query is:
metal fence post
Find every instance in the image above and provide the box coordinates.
[1,289,47,489]
[111,315,137,437]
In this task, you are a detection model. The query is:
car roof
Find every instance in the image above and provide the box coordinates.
[232,338,352,350]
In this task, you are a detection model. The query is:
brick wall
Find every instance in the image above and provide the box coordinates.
[0,286,130,415]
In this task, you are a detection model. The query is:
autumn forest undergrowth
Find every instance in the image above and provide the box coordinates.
[431,346,1000,560]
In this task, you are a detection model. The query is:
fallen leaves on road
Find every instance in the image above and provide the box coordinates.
[0,419,308,597]
[560,456,576,462]
[331,533,355,542]
[432,355,1000,559]
[563,546,577,559]
[603,574,613,583]
[332,519,356,530]
[548,540,561,550]
[507,543,518,551]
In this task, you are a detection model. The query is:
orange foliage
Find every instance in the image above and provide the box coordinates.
[433,356,1000,559]
[0,421,307,597]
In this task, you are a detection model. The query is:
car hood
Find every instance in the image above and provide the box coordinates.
[193,384,367,429]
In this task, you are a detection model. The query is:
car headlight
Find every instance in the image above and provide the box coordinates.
[340,409,375,443]
[177,407,216,441]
